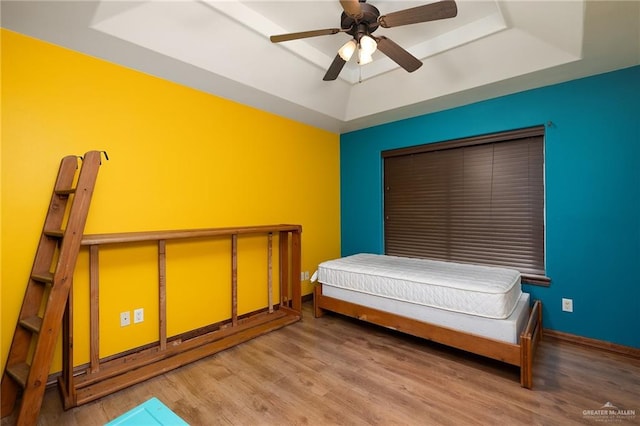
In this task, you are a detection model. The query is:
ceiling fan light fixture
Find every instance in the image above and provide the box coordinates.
[359,35,377,56]
[338,39,357,61]
[357,49,373,65]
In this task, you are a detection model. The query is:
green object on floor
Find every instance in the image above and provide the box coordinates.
[105,397,188,426]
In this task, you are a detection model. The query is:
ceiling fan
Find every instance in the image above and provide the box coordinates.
[270,0,458,81]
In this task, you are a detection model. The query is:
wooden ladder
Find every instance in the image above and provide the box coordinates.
[1,150,106,425]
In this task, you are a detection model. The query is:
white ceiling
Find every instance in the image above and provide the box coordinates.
[2,0,639,133]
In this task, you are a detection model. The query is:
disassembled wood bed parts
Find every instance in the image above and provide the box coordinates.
[1,151,303,425]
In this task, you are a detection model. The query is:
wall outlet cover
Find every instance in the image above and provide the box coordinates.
[120,311,131,327]
[562,298,574,313]
[134,308,144,324]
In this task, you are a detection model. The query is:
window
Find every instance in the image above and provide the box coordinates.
[383,126,548,285]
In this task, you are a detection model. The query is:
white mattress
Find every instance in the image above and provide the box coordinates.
[317,254,522,319]
[322,285,531,344]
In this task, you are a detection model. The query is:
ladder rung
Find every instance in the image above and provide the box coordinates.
[54,188,76,196]
[31,272,54,284]
[20,316,43,334]
[44,229,64,239]
[6,363,30,389]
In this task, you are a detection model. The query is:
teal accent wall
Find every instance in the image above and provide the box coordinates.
[340,66,640,348]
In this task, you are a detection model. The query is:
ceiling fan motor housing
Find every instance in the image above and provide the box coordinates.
[341,3,380,38]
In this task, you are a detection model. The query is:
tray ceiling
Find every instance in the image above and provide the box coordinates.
[2,0,639,132]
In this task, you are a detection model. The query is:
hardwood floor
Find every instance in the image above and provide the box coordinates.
[3,302,639,425]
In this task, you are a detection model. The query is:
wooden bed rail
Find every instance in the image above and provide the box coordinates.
[58,224,302,409]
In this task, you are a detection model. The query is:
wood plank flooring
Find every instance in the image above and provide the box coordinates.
[3,302,639,425]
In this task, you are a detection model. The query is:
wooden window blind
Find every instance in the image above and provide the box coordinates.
[383,126,548,285]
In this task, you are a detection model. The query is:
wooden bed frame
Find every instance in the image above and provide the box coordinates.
[314,284,543,389]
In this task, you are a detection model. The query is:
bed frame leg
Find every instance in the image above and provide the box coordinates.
[313,285,325,318]
[520,335,533,389]
[520,300,542,389]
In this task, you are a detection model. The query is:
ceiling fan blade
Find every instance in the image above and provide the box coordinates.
[376,36,423,73]
[339,0,363,19]
[379,0,457,28]
[270,28,342,43]
[323,54,347,81]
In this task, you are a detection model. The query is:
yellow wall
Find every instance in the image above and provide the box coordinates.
[0,29,340,372]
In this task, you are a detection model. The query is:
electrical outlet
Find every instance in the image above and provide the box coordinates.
[304,271,310,280]
[120,311,130,327]
[134,308,144,324]
[562,298,573,313]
